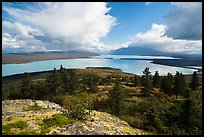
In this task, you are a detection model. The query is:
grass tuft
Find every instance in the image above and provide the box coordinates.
[41,114,77,128]
[3,120,28,135]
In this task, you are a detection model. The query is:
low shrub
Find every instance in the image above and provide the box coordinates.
[48,95,65,106]
[119,114,144,129]
[23,101,46,111]
[91,93,109,111]
[63,92,91,120]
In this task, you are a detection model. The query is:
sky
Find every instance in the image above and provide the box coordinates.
[2,2,202,54]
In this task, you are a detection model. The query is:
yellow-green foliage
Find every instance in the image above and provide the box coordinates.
[119,115,144,129]
[23,102,46,111]
[63,92,91,120]
[3,120,28,135]
[41,114,77,128]
[18,130,39,135]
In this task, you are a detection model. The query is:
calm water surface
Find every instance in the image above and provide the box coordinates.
[2,55,198,77]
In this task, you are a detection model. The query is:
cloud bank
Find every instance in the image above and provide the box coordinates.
[121,23,202,54]
[2,2,202,54]
[2,2,116,52]
[164,2,202,40]
[2,21,47,52]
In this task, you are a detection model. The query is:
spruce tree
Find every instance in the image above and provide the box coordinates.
[68,70,80,94]
[47,68,60,96]
[190,71,199,91]
[160,72,174,95]
[160,77,171,95]
[133,75,140,87]
[109,76,121,115]
[167,72,174,83]
[59,65,65,77]
[153,71,160,88]
[141,67,152,96]
[61,70,70,93]
[113,76,121,91]
[181,88,202,134]
[60,65,64,70]
[173,71,186,99]
[20,72,32,98]
[180,88,194,133]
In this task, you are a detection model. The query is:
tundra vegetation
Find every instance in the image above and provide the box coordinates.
[2,66,202,135]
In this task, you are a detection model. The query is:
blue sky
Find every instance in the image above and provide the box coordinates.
[102,2,173,44]
[2,2,202,54]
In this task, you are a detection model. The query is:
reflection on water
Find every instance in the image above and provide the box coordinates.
[2,55,198,77]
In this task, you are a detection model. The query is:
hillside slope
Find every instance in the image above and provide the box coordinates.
[2,99,147,135]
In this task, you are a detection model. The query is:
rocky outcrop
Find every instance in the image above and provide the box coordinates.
[2,99,147,135]
[48,110,144,135]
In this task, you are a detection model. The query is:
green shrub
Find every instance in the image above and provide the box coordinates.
[64,102,89,120]
[23,102,46,111]
[63,92,91,120]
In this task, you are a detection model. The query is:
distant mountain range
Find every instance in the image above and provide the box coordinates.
[111,46,165,56]
[111,46,202,68]
[111,46,201,58]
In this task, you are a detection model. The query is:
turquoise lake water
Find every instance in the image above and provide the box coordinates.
[2,55,198,77]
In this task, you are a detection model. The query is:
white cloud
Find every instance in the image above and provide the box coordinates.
[171,2,201,9]
[124,23,202,54]
[2,33,20,49]
[2,21,44,37]
[3,2,116,52]
[164,2,202,40]
[2,21,47,52]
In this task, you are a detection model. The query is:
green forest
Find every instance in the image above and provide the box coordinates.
[2,66,202,135]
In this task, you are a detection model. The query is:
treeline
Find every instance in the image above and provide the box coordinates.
[2,65,101,100]
[2,66,200,100]
[140,68,200,98]
[2,66,202,135]
[103,67,201,135]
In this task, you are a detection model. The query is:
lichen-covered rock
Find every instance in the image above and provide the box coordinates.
[2,99,147,135]
[48,110,145,135]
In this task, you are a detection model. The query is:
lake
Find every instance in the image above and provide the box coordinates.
[2,55,199,77]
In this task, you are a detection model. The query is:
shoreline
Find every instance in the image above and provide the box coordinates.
[2,66,201,80]
[119,58,202,72]
[2,56,92,65]
[150,62,202,72]
[2,52,98,64]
